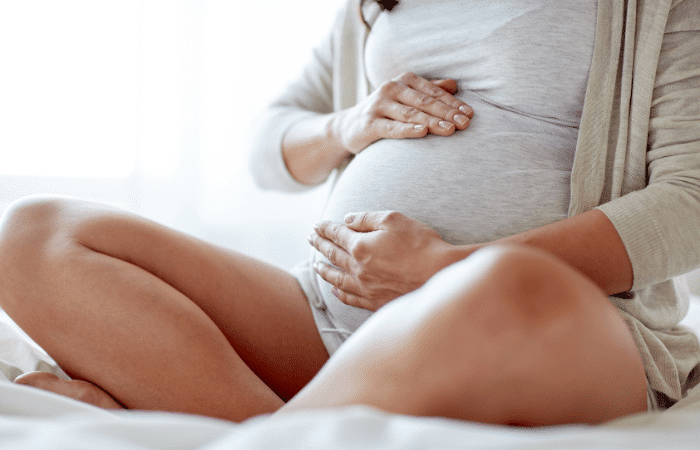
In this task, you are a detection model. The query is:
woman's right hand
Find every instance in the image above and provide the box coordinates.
[331,71,474,155]
[281,72,474,185]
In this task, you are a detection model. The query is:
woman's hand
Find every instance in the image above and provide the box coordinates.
[281,72,474,185]
[308,210,457,311]
[331,72,474,155]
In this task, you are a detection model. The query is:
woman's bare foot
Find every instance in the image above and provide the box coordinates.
[14,372,124,410]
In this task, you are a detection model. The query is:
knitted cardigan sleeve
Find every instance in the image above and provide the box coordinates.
[596,0,700,291]
[247,4,342,192]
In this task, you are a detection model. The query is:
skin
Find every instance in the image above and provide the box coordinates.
[282,72,473,185]
[0,70,647,424]
[281,245,647,425]
[308,208,633,311]
[14,372,123,409]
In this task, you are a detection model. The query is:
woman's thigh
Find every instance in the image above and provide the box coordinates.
[0,196,328,404]
[284,245,648,425]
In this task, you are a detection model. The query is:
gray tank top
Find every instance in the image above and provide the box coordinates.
[311,0,598,335]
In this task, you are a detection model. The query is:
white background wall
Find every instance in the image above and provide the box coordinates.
[1,0,699,293]
[0,0,343,270]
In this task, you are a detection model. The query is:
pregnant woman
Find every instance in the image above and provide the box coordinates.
[1,0,699,426]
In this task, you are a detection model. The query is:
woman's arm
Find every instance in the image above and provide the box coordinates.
[310,208,632,311]
[282,75,473,185]
[454,208,633,295]
[280,113,351,186]
[250,3,473,188]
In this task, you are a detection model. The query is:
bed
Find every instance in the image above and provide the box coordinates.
[2,295,700,449]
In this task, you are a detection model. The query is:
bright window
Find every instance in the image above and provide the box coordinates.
[0,0,345,268]
[0,1,140,177]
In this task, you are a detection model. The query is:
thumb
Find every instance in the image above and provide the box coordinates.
[432,78,457,94]
[344,211,385,232]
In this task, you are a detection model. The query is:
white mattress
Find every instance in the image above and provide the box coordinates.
[1,297,700,450]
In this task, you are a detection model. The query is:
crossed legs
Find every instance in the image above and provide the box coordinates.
[0,196,648,425]
[0,196,329,420]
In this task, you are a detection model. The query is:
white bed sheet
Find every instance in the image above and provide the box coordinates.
[1,297,700,450]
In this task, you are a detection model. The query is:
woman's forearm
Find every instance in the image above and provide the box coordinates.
[442,209,633,296]
[281,113,352,185]
[281,74,474,185]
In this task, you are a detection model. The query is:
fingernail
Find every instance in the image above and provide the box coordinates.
[331,287,340,297]
[344,213,355,223]
[439,120,452,129]
[313,261,321,272]
[459,105,473,117]
[414,124,426,131]
[307,234,314,245]
[454,114,468,126]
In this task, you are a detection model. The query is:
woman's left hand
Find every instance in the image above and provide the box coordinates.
[309,211,454,311]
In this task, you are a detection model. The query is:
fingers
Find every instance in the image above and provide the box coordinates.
[371,118,430,140]
[313,260,377,311]
[313,260,352,296]
[309,222,374,307]
[343,210,399,232]
[432,78,458,94]
[397,72,468,112]
[331,287,376,312]
[385,102,460,136]
[313,221,355,253]
[370,72,473,140]
[394,72,473,127]
[308,231,352,271]
[342,72,474,153]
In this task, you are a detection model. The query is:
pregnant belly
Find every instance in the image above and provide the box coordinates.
[320,132,573,245]
[314,128,575,334]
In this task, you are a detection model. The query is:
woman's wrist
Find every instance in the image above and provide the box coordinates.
[431,240,481,276]
[282,112,353,185]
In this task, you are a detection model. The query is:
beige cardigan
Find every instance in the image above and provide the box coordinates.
[250,0,700,403]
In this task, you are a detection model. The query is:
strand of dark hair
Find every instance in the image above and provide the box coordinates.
[376,0,399,11]
[360,0,400,28]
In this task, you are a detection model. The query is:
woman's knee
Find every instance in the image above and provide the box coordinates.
[1,196,125,253]
[0,197,77,312]
[421,245,631,380]
[413,245,647,423]
[488,245,598,318]
[420,245,594,331]
[0,196,73,256]
[0,195,110,292]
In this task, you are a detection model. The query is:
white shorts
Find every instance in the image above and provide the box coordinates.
[290,261,350,357]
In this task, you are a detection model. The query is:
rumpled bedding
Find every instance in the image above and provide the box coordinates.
[1,299,700,450]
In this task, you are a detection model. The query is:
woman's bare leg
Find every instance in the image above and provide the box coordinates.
[283,245,648,425]
[0,196,329,421]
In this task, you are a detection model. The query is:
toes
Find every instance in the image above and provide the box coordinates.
[69,379,123,409]
[14,371,123,410]
[14,371,61,388]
